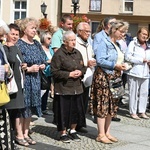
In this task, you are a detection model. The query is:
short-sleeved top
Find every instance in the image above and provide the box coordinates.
[17,39,46,107]
[51,28,64,49]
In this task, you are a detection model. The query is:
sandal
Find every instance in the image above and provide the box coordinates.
[15,137,29,146]
[96,135,113,144]
[24,136,36,145]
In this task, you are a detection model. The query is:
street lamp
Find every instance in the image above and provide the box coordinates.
[41,2,47,18]
[71,0,80,16]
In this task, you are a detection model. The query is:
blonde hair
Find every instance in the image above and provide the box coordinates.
[19,18,39,36]
[109,20,129,35]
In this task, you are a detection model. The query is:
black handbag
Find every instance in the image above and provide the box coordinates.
[109,77,125,99]
[40,70,50,90]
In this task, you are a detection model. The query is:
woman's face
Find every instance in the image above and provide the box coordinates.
[138,29,148,44]
[44,33,51,47]
[114,26,126,40]
[64,34,76,50]
[24,22,37,38]
[6,28,19,44]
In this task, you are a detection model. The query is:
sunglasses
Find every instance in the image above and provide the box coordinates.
[47,37,51,40]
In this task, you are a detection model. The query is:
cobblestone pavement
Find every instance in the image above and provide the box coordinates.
[16,95,150,150]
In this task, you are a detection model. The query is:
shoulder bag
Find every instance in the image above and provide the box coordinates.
[109,77,125,99]
[40,70,50,90]
[0,82,10,106]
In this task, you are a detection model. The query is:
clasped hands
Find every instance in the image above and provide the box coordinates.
[69,70,82,78]
[26,64,45,73]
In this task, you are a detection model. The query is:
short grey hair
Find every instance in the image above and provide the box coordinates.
[63,30,76,41]
[76,22,89,32]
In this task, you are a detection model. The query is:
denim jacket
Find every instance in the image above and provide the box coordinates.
[93,30,109,55]
[125,37,150,78]
[95,37,118,74]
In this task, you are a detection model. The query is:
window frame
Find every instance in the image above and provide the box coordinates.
[123,0,133,13]
[89,0,102,12]
[13,0,27,20]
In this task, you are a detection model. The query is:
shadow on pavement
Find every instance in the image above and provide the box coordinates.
[31,125,59,140]
[28,142,68,150]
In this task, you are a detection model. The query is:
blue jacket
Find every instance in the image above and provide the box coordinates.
[44,45,54,77]
[95,37,118,74]
[93,30,110,55]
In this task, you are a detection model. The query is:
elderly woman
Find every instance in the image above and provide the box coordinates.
[90,20,128,144]
[0,19,14,149]
[16,18,46,145]
[40,31,54,115]
[125,27,150,120]
[51,31,86,143]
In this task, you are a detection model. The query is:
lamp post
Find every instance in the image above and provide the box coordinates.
[41,2,47,18]
[71,0,80,16]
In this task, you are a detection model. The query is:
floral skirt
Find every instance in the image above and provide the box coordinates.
[89,67,121,118]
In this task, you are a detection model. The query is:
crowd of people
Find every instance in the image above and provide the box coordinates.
[0,13,150,149]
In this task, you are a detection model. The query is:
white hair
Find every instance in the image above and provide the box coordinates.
[63,31,76,41]
[76,22,89,32]
[0,19,10,33]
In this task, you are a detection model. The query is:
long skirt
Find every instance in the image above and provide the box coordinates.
[54,94,86,131]
[89,67,121,118]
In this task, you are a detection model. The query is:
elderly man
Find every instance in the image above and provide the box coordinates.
[75,22,96,132]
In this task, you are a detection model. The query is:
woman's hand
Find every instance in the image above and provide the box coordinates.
[27,64,39,72]
[69,70,82,78]
[4,64,11,76]
[21,63,27,71]
[114,63,127,71]
[39,64,45,70]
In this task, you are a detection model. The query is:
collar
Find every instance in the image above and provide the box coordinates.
[61,44,76,54]
[76,36,89,47]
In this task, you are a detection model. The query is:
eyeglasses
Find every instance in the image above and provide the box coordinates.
[109,22,115,25]
[47,37,51,40]
[80,30,91,34]
[117,29,126,34]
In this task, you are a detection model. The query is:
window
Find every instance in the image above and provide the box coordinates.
[91,21,99,34]
[14,0,27,20]
[89,0,102,12]
[123,0,133,12]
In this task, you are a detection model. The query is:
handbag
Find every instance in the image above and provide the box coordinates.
[82,67,94,87]
[0,82,10,106]
[109,77,125,99]
[7,76,18,95]
[40,70,50,90]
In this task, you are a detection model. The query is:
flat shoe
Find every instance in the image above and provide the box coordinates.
[106,135,118,142]
[139,114,149,119]
[131,115,140,120]
[96,135,113,144]
[24,136,36,145]
[15,137,29,147]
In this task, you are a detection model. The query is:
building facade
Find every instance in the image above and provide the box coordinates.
[0,0,60,26]
[62,0,150,37]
